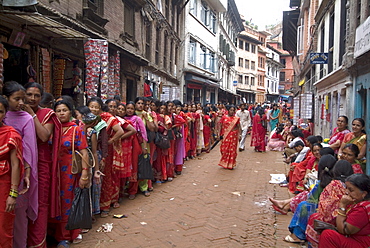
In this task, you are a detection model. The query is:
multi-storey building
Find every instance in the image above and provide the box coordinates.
[265,44,284,103]
[0,0,186,104]
[256,31,268,103]
[217,0,244,104]
[235,24,262,104]
[182,0,226,104]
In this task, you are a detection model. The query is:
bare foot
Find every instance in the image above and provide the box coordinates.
[269,197,285,209]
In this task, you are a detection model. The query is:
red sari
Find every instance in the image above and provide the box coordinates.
[28,108,61,248]
[187,112,199,157]
[306,180,346,248]
[203,115,211,150]
[100,113,123,211]
[117,116,132,178]
[52,122,87,242]
[0,125,23,248]
[153,115,169,181]
[250,114,267,152]
[218,115,240,169]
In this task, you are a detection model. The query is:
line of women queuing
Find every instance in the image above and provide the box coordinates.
[0,80,242,248]
[269,115,369,247]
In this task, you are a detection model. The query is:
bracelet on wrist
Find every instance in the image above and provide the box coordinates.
[32,114,37,119]
[82,167,89,170]
[9,189,18,198]
[81,177,89,181]
[24,166,31,170]
[336,209,347,217]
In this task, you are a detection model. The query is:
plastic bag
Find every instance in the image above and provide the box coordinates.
[138,154,153,180]
[66,187,92,230]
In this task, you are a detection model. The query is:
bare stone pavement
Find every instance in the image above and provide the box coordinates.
[75,137,306,248]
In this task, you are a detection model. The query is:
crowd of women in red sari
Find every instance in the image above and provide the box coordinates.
[268,113,370,248]
[0,79,255,248]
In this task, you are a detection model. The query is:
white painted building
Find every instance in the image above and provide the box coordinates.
[266,44,284,103]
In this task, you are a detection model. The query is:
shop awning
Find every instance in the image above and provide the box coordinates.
[236,88,255,93]
[185,74,220,88]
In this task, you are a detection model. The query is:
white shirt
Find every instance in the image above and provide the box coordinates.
[236,109,251,130]
[294,147,310,163]
[288,137,304,148]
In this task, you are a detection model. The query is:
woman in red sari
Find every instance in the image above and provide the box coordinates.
[87,97,124,217]
[52,100,89,247]
[23,82,62,248]
[187,104,200,159]
[0,96,22,248]
[250,108,267,152]
[218,105,240,170]
[306,160,354,248]
[319,174,370,248]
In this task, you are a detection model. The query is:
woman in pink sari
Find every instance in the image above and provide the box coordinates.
[23,82,62,248]
[250,108,267,152]
[3,81,37,248]
[267,126,285,151]
[218,105,240,170]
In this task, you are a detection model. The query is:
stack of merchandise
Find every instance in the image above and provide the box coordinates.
[108,51,120,99]
[40,48,51,93]
[53,59,65,97]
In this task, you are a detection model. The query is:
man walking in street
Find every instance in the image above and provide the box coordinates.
[236,103,251,151]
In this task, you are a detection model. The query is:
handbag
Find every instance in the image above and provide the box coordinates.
[147,129,156,143]
[137,154,153,180]
[66,188,92,230]
[313,219,338,234]
[167,128,175,140]
[155,132,170,149]
[71,127,95,174]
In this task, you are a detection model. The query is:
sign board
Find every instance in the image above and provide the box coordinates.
[233,80,237,86]
[310,53,328,64]
[354,16,370,58]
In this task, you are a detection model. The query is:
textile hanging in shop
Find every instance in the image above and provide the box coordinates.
[144,82,152,97]
[53,59,65,97]
[108,51,120,99]
[84,39,108,100]
[0,43,4,85]
[2,0,37,6]
[40,48,51,93]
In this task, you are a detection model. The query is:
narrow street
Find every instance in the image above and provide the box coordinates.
[76,137,301,248]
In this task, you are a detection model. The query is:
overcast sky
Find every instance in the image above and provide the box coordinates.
[234,0,291,30]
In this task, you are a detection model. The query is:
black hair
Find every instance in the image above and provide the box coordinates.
[332,160,354,183]
[152,99,161,108]
[105,99,118,105]
[320,147,335,156]
[343,143,360,158]
[56,95,75,109]
[54,99,73,112]
[87,96,104,109]
[134,97,145,104]
[275,126,283,134]
[316,135,323,143]
[40,92,54,107]
[307,135,319,145]
[318,154,337,188]
[24,82,44,96]
[226,105,236,111]
[3,81,25,97]
[0,95,9,111]
[338,115,349,124]
[173,100,182,106]
[312,143,323,149]
[293,140,305,148]
[346,174,370,200]
[75,106,91,116]
[291,129,304,138]
[113,95,122,102]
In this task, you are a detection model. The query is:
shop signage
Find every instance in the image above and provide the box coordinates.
[233,80,237,86]
[354,16,370,58]
[309,53,328,64]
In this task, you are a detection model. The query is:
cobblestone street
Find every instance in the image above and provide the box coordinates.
[76,137,302,248]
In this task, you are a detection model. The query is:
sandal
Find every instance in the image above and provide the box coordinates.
[284,234,305,243]
[73,234,83,244]
[143,191,150,197]
[81,229,90,234]
[128,194,136,200]
[57,240,70,248]
[272,205,288,215]
[112,202,120,209]
[101,211,109,218]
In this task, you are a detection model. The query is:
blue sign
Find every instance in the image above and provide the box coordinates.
[233,80,238,86]
[310,53,329,64]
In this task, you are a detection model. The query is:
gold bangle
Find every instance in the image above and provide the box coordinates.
[337,210,347,217]
[81,177,89,181]
[9,191,18,198]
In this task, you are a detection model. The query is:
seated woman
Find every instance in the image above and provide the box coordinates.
[338,118,366,160]
[284,154,337,243]
[306,160,354,248]
[319,174,370,248]
[340,143,363,174]
[267,126,285,151]
[270,148,334,215]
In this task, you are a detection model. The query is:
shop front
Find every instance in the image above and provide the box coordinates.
[185,73,219,105]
